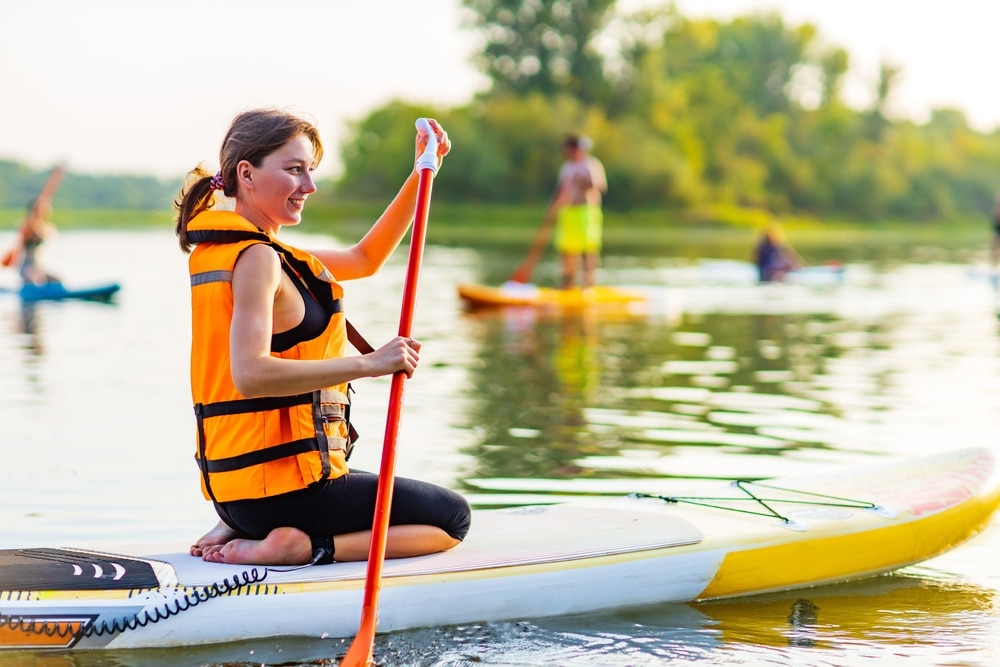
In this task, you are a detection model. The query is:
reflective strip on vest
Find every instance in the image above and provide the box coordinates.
[191,270,233,286]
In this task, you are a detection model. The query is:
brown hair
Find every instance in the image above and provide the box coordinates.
[174,108,323,253]
[562,132,592,152]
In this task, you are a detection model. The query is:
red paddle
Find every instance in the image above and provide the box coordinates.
[340,118,440,667]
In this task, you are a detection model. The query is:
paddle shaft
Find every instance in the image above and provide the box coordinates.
[340,119,439,667]
[509,211,556,284]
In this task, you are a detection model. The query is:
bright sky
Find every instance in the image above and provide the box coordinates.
[1,0,996,180]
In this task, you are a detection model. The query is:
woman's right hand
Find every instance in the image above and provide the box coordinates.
[367,335,421,377]
[414,118,451,172]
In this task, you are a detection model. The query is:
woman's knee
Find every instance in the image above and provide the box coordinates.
[445,493,472,542]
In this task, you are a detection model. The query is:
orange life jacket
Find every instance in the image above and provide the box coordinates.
[186,210,354,502]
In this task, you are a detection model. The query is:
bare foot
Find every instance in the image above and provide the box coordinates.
[190,520,244,557]
[201,526,313,565]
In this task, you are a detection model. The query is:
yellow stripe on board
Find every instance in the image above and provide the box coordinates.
[697,492,1000,600]
[2,589,146,602]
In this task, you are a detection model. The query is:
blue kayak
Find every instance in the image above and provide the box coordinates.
[14,281,121,303]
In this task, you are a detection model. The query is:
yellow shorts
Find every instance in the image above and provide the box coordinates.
[555,204,603,254]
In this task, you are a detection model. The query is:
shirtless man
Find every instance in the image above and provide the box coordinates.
[547,133,608,289]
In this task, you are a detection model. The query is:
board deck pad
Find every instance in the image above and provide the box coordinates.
[0,503,704,596]
[385,503,703,573]
[160,501,705,588]
[0,548,161,591]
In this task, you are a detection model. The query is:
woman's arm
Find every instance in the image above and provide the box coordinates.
[228,244,419,398]
[310,170,422,281]
[310,120,450,281]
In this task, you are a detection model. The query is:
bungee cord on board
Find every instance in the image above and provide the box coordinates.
[631,480,886,525]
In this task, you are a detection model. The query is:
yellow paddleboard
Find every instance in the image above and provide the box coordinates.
[458,282,647,309]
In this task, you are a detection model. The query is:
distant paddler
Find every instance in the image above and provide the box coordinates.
[509,133,607,289]
[753,221,804,282]
[1,164,66,285]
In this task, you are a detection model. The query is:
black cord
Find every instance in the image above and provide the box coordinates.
[0,566,270,641]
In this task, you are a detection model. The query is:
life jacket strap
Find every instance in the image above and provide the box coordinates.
[200,436,324,474]
[187,229,269,245]
[346,320,375,354]
[198,392,312,418]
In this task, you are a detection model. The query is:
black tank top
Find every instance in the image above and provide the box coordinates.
[271,263,331,353]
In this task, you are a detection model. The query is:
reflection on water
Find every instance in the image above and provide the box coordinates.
[459,308,607,480]
[2,230,1000,666]
[18,300,38,336]
[11,296,120,358]
[14,301,42,355]
[460,263,1000,494]
[459,305,853,490]
[693,573,997,651]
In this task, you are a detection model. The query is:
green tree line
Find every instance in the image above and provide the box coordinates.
[333,2,1000,224]
[0,160,180,211]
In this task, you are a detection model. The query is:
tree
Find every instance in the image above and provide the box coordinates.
[336,101,441,199]
[864,59,903,143]
[462,0,615,105]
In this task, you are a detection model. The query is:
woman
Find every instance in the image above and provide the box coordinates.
[4,198,60,285]
[174,108,470,566]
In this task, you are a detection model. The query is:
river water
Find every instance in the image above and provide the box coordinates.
[1,228,999,666]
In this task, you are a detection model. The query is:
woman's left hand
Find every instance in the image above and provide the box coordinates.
[414,118,451,172]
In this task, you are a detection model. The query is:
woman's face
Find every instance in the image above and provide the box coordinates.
[237,134,317,232]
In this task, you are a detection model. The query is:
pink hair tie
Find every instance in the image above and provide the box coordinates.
[209,171,225,191]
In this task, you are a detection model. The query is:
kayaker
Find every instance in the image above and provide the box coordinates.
[175,108,470,566]
[754,222,802,282]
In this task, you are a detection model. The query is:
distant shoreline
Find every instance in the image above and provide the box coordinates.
[1,205,988,266]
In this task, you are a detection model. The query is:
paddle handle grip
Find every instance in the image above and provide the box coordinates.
[414,118,439,175]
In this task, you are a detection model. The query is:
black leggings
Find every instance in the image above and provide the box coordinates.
[215,470,471,544]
